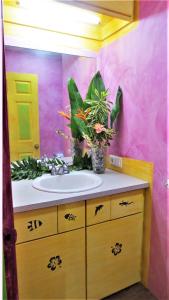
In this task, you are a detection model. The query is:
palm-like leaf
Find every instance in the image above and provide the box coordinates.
[67,78,84,140]
[85,71,106,102]
[110,86,122,128]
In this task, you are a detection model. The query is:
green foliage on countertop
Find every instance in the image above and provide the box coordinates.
[11,156,64,181]
[71,152,92,171]
[11,154,93,181]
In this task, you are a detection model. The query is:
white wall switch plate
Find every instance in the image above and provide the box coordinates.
[110,155,123,168]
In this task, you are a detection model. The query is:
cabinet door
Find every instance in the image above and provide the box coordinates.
[16,229,86,299]
[87,214,143,299]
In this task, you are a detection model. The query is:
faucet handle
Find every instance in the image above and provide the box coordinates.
[63,163,70,174]
[51,164,57,176]
[54,153,64,159]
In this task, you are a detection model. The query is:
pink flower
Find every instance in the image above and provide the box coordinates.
[93,123,106,134]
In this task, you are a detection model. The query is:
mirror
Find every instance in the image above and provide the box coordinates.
[5,46,96,161]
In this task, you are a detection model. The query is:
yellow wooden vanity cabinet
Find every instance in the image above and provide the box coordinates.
[14,189,145,299]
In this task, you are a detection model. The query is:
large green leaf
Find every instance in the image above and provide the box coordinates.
[110,86,122,128]
[67,78,83,113]
[72,116,89,136]
[67,78,84,139]
[85,71,106,103]
[69,117,83,140]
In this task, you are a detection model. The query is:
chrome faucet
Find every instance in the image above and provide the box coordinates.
[51,163,69,175]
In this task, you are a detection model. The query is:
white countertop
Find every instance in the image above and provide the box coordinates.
[12,169,149,213]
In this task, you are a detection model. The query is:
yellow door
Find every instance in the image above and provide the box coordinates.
[87,213,143,299]
[6,72,40,161]
[16,228,86,299]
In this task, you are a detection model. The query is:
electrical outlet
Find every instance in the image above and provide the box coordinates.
[110,155,122,168]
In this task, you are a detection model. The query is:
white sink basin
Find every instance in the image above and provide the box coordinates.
[32,171,103,193]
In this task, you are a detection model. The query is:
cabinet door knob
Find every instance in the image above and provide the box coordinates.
[64,213,76,221]
[95,204,104,216]
[47,256,62,271]
[119,201,134,206]
[34,144,39,150]
[111,243,122,256]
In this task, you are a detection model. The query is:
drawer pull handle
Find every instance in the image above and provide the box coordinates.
[64,213,76,221]
[95,204,104,216]
[119,201,134,206]
[111,243,122,256]
[47,255,62,271]
[27,220,43,231]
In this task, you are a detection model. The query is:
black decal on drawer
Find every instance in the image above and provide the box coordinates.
[27,220,43,231]
[119,201,133,206]
[95,205,104,216]
[111,243,122,256]
[47,256,62,271]
[64,213,76,221]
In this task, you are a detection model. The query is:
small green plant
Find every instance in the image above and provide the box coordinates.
[11,156,64,180]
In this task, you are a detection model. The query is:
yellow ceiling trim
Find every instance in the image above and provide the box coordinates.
[101,18,130,40]
[4,6,102,41]
[3,0,139,54]
[4,22,101,52]
[101,0,139,48]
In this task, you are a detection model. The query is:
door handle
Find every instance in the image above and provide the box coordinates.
[34,144,39,150]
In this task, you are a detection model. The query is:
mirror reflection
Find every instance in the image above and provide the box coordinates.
[5,46,96,161]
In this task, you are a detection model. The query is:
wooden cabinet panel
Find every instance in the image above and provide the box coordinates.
[111,190,144,219]
[16,228,86,299]
[58,201,85,233]
[87,213,143,299]
[86,196,111,226]
[14,206,58,244]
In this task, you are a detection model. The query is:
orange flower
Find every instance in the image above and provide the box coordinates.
[93,123,106,133]
[58,111,70,120]
[75,108,90,121]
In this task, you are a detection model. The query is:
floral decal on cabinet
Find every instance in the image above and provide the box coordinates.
[47,256,62,271]
[111,243,122,256]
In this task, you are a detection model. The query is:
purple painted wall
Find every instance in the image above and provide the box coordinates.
[61,54,96,155]
[97,1,168,299]
[5,47,64,157]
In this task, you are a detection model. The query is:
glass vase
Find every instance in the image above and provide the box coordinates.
[71,139,84,160]
[91,145,107,174]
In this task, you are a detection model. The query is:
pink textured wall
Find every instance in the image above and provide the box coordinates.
[5,47,64,157]
[97,1,168,299]
[61,54,96,155]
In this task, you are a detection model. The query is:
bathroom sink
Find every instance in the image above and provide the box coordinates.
[32,171,103,193]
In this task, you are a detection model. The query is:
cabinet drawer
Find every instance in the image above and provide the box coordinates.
[16,228,86,299]
[58,201,85,233]
[14,206,58,244]
[86,197,111,226]
[111,190,144,219]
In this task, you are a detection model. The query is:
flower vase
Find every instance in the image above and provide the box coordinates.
[71,139,84,161]
[91,146,107,174]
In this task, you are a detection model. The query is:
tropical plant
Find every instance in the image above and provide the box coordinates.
[72,71,123,147]
[11,156,64,180]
